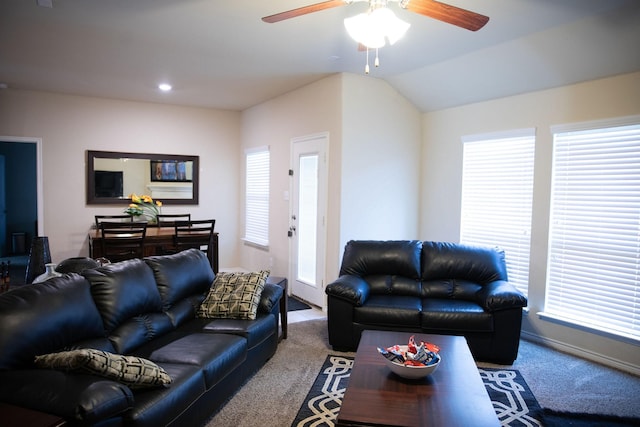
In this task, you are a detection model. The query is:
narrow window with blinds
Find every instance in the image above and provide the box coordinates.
[244,147,270,247]
[460,129,535,297]
[543,118,640,343]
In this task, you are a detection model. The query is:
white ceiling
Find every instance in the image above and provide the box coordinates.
[1,0,639,112]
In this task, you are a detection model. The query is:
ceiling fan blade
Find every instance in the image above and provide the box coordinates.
[404,0,489,31]
[262,0,346,23]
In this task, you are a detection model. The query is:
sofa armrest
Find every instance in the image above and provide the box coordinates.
[325,275,370,306]
[258,282,283,313]
[0,369,133,423]
[475,280,528,312]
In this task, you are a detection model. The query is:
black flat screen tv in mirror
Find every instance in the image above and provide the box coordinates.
[94,170,123,198]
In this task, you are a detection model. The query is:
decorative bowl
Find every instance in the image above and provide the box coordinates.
[380,345,441,380]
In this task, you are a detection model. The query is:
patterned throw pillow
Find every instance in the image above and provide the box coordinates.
[34,349,172,389]
[198,270,270,320]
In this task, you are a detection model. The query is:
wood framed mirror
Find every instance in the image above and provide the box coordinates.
[87,150,199,205]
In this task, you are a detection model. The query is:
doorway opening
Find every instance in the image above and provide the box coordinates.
[0,137,43,287]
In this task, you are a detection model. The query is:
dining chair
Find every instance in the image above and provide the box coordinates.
[95,214,133,229]
[156,213,191,227]
[99,221,148,263]
[173,219,215,268]
[155,213,192,255]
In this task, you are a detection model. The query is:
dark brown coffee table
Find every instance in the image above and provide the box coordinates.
[336,330,500,427]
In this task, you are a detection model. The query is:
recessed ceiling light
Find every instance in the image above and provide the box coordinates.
[158,83,172,92]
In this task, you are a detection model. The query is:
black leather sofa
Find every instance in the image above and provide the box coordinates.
[0,249,282,426]
[325,240,528,364]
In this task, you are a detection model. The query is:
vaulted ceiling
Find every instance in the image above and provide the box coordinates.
[1,0,639,112]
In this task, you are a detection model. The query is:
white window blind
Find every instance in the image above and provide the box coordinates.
[244,147,270,247]
[460,129,535,297]
[544,120,640,342]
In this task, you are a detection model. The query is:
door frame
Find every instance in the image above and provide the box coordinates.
[288,132,329,310]
[0,136,44,237]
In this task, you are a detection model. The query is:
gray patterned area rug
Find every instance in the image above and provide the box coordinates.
[291,355,544,427]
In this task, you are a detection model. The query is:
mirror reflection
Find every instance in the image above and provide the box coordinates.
[87,151,199,205]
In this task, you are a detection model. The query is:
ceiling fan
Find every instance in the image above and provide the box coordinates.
[262,0,489,32]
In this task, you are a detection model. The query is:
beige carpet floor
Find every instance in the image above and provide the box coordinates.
[204,319,640,427]
[204,319,354,427]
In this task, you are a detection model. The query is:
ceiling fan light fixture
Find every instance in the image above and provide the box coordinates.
[344,12,384,48]
[344,7,410,49]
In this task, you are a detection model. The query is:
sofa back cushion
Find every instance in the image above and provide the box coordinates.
[340,240,422,278]
[365,275,423,297]
[144,248,215,326]
[0,274,107,369]
[83,259,172,354]
[421,241,508,283]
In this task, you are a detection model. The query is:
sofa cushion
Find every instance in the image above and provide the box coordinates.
[198,270,269,320]
[0,274,106,370]
[124,362,206,427]
[340,240,422,279]
[354,295,422,327]
[421,241,508,283]
[144,248,214,312]
[34,349,172,389]
[366,274,422,297]
[147,333,247,389]
[83,259,163,332]
[108,312,175,355]
[420,299,493,332]
[202,314,276,349]
[83,259,174,354]
[422,279,483,300]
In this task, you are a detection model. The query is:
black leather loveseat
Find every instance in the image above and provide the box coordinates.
[0,249,282,426]
[325,240,527,364]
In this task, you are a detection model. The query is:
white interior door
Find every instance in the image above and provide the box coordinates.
[290,133,328,308]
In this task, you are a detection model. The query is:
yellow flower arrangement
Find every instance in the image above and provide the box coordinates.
[124,194,162,222]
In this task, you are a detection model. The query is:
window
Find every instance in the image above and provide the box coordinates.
[244,147,270,247]
[543,118,640,343]
[460,129,535,297]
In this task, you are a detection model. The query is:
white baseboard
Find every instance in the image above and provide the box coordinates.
[521,330,640,376]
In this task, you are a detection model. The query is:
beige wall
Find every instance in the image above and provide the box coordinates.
[420,71,640,373]
[340,73,422,245]
[240,73,422,309]
[0,89,242,266]
[240,74,343,297]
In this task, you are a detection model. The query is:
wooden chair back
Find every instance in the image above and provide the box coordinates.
[174,219,215,267]
[95,214,133,228]
[156,213,191,227]
[99,221,147,263]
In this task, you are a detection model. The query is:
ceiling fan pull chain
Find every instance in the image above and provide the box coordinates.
[365,47,370,74]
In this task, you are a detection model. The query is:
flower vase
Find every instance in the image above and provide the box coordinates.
[33,263,62,284]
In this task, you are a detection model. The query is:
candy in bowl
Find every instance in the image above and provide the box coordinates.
[377,335,441,380]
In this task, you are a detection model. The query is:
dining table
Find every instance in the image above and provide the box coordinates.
[88,226,219,274]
